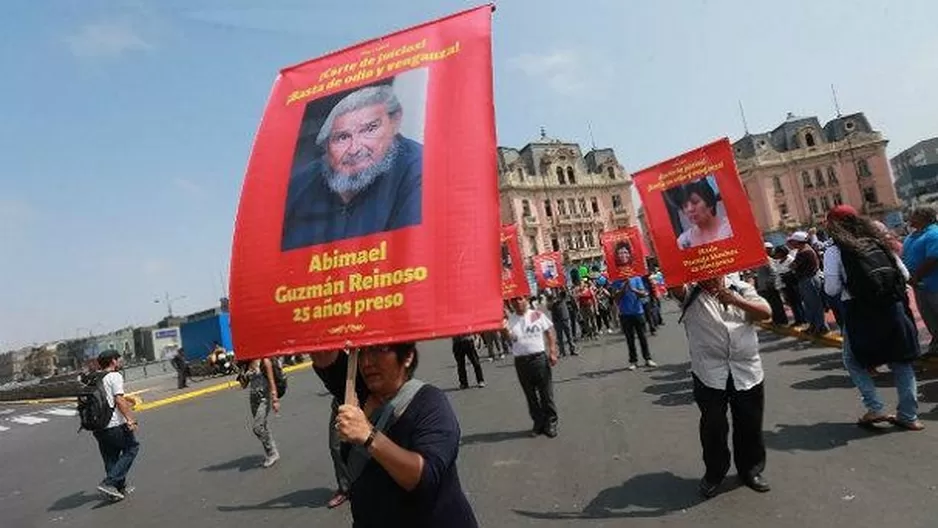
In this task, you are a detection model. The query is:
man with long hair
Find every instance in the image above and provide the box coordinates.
[824,205,923,431]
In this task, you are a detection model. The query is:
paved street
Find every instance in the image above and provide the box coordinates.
[3,307,938,527]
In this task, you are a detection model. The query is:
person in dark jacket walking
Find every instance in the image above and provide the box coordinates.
[171,348,189,389]
[548,290,577,357]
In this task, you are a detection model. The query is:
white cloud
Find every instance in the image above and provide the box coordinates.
[173,177,204,195]
[509,50,588,95]
[65,20,152,59]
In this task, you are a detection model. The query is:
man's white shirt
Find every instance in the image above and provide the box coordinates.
[507,309,553,357]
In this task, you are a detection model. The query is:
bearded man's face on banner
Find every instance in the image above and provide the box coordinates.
[326,103,402,180]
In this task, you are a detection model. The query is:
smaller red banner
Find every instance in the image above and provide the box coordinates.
[500,225,531,299]
[601,227,648,280]
[633,138,766,286]
[532,251,566,290]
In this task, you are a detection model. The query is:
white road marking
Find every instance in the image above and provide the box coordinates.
[42,408,77,417]
[0,425,9,432]
[0,409,15,415]
[9,416,49,425]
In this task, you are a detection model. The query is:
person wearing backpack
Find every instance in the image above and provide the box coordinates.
[242,357,282,467]
[823,205,923,431]
[89,350,140,501]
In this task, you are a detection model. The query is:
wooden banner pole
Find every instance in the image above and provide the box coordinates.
[344,344,359,407]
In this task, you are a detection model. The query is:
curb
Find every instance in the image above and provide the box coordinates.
[134,361,312,412]
[0,388,153,407]
[757,322,843,349]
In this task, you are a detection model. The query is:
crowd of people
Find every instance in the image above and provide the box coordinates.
[79,205,936,527]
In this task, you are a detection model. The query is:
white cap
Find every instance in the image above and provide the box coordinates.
[788,231,809,243]
[764,242,774,249]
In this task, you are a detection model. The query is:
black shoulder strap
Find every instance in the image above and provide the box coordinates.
[678,285,703,324]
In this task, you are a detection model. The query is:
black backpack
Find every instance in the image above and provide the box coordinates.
[76,372,115,432]
[271,360,287,399]
[840,239,905,305]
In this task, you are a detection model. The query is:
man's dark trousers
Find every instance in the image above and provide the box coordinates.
[453,339,484,388]
[758,288,789,326]
[620,314,651,363]
[554,318,575,356]
[93,424,140,491]
[692,374,766,484]
[514,353,557,432]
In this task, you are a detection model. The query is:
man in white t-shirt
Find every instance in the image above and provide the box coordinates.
[505,296,560,438]
[93,350,140,501]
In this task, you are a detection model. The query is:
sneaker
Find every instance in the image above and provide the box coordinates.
[477,382,486,388]
[645,360,658,368]
[119,486,135,496]
[607,329,614,335]
[262,451,280,468]
[627,363,638,371]
[97,483,125,501]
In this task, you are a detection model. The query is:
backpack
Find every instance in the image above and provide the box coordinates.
[76,371,115,432]
[271,360,287,399]
[840,239,905,305]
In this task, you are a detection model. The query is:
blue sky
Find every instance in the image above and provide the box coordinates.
[3,0,937,349]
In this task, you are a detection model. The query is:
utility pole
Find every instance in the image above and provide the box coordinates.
[155,292,187,318]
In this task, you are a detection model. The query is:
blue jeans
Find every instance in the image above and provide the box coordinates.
[93,424,140,490]
[842,331,919,422]
[798,276,828,332]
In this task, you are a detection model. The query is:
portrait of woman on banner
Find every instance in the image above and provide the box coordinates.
[614,240,634,267]
[665,175,734,250]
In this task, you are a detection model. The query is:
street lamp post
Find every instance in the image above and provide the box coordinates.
[154,292,187,318]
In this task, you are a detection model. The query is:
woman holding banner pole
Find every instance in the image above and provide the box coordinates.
[314,344,478,527]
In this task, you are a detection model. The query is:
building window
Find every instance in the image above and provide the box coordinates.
[607,167,615,179]
[557,199,567,215]
[564,235,573,250]
[779,202,789,217]
[805,132,816,147]
[556,166,566,184]
[578,198,588,216]
[863,186,878,204]
[517,167,524,181]
[585,231,595,247]
[528,236,538,254]
[833,192,843,206]
[568,198,576,216]
[802,171,813,189]
[612,194,623,211]
[551,235,560,252]
[575,232,585,249]
[521,199,531,217]
[815,168,825,187]
[567,166,576,185]
[827,166,838,186]
[808,197,819,215]
[820,195,831,211]
[857,159,872,178]
[773,176,784,194]
[544,200,553,217]
[591,197,600,214]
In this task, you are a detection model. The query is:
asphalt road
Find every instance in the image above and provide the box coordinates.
[3,306,938,527]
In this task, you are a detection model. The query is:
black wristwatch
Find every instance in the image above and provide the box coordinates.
[363,428,377,449]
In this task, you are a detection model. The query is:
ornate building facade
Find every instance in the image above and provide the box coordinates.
[498,136,635,269]
[734,112,900,235]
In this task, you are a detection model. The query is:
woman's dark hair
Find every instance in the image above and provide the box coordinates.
[681,179,718,215]
[391,342,419,379]
[827,214,890,253]
[614,240,631,254]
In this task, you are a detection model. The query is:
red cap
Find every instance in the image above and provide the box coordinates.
[827,204,858,222]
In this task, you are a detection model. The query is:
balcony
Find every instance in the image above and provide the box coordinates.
[564,247,603,262]
[557,213,600,226]
[610,209,631,225]
[522,215,539,227]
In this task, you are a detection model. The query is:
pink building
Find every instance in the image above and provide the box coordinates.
[734,112,900,235]
[498,137,635,268]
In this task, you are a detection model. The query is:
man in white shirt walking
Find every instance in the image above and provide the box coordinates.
[93,350,140,501]
[505,296,560,438]
[669,276,772,498]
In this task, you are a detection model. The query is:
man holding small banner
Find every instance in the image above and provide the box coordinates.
[635,138,773,498]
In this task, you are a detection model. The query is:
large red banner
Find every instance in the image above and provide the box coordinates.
[229,6,501,358]
[500,225,530,299]
[532,252,566,290]
[633,138,765,286]
[601,227,648,280]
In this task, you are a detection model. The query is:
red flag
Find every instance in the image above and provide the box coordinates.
[600,227,648,280]
[229,6,501,358]
[532,252,566,290]
[500,225,530,299]
[633,138,766,286]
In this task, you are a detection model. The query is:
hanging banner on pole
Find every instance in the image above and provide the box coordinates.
[532,252,566,290]
[500,224,530,299]
[600,227,648,280]
[229,5,501,359]
[633,137,765,287]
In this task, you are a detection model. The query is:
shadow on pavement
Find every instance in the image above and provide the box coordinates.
[760,339,816,354]
[580,367,631,380]
[217,488,334,511]
[778,352,843,371]
[48,491,107,511]
[200,455,265,472]
[461,429,532,445]
[765,422,894,452]
[643,380,695,407]
[791,373,898,391]
[513,471,701,519]
[647,362,691,383]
